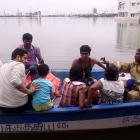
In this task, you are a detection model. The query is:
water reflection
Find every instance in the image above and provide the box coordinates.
[92,17,97,24]
[117,22,140,51]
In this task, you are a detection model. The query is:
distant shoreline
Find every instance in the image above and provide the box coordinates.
[0,13,117,18]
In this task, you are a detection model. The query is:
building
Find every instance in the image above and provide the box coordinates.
[25,11,41,17]
[118,0,140,20]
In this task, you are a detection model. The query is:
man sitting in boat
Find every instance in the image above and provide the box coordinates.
[71,45,106,86]
[31,64,55,111]
[87,64,124,105]
[60,64,87,108]
[18,33,44,73]
[101,48,140,102]
[0,48,39,113]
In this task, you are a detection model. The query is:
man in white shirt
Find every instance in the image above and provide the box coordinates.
[0,48,39,113]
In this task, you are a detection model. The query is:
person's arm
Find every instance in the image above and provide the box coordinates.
[92,58,106,70]
[100,57,130,73]
[36,47,44,64]
[71,59,78,68]
[96,60,106,70]
[87,80,103,106]
[50,82,55,100]
[79,89,85,108]
[10,63,39,94]
[50,93,55,100]
[16,83,39,94]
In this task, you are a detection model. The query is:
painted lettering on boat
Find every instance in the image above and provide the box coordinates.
[1,115,140,133]
[122,115,140,125]
[0,122,69,133]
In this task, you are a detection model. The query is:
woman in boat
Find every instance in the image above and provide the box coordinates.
[87,64,124,105]
[31,64,55,111]
[71,45,106,86]
[60,64,87,108]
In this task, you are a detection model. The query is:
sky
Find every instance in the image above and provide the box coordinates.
[0,0,118,15]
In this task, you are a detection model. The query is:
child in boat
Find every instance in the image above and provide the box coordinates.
[26,65,61,97]
[87,64,124,105]
[101,48,140,102]
[31,64,55,111]
[59,64,87,108]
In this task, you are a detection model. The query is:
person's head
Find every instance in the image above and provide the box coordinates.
[70,64,83,81]
[38,64,49,77]
[105,64,119,81]
[80,45,91,60]
[135,48,140,64]
[11,48,28,65]
[28,65,38,81]
[22,33,33,49]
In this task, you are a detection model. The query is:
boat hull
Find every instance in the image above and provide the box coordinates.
[1,101,140,133]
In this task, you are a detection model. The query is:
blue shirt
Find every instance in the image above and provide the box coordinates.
[32,78,54,106]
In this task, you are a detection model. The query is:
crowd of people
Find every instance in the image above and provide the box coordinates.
[0,32,140,113]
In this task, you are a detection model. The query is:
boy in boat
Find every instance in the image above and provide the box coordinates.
[87,64,124,105]
[71,45,106,86]
[31,64,55,111]
[0,48,39,113]
[101,48,140,102]
[60,64,87,108]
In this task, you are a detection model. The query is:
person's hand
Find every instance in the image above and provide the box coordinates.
[120,73,125,77]
[29,84,39,94]
[100,57,109,65]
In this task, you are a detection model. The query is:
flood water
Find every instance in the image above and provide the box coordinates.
[0,17,140,69]
[0,16,140,139]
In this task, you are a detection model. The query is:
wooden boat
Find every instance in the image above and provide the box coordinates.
[0,69,140,133]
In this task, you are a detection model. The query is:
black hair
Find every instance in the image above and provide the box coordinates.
[80,45,91,55]
[105,64,119,81]
[11,48,27,60]
[22,33,33,41]
[38,64,49,77]
[136,48,140,53]
[29,65,38,75]
[70,64,83,81]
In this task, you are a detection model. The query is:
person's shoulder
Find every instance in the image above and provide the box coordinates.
[44,78,54,86]
[73,58,79,62]
[10,60,24,67]
[32,44,40,50]
[17,44,24,48]
[90,57,98,63]
[72,58,80,65]
[32,77,42,84]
